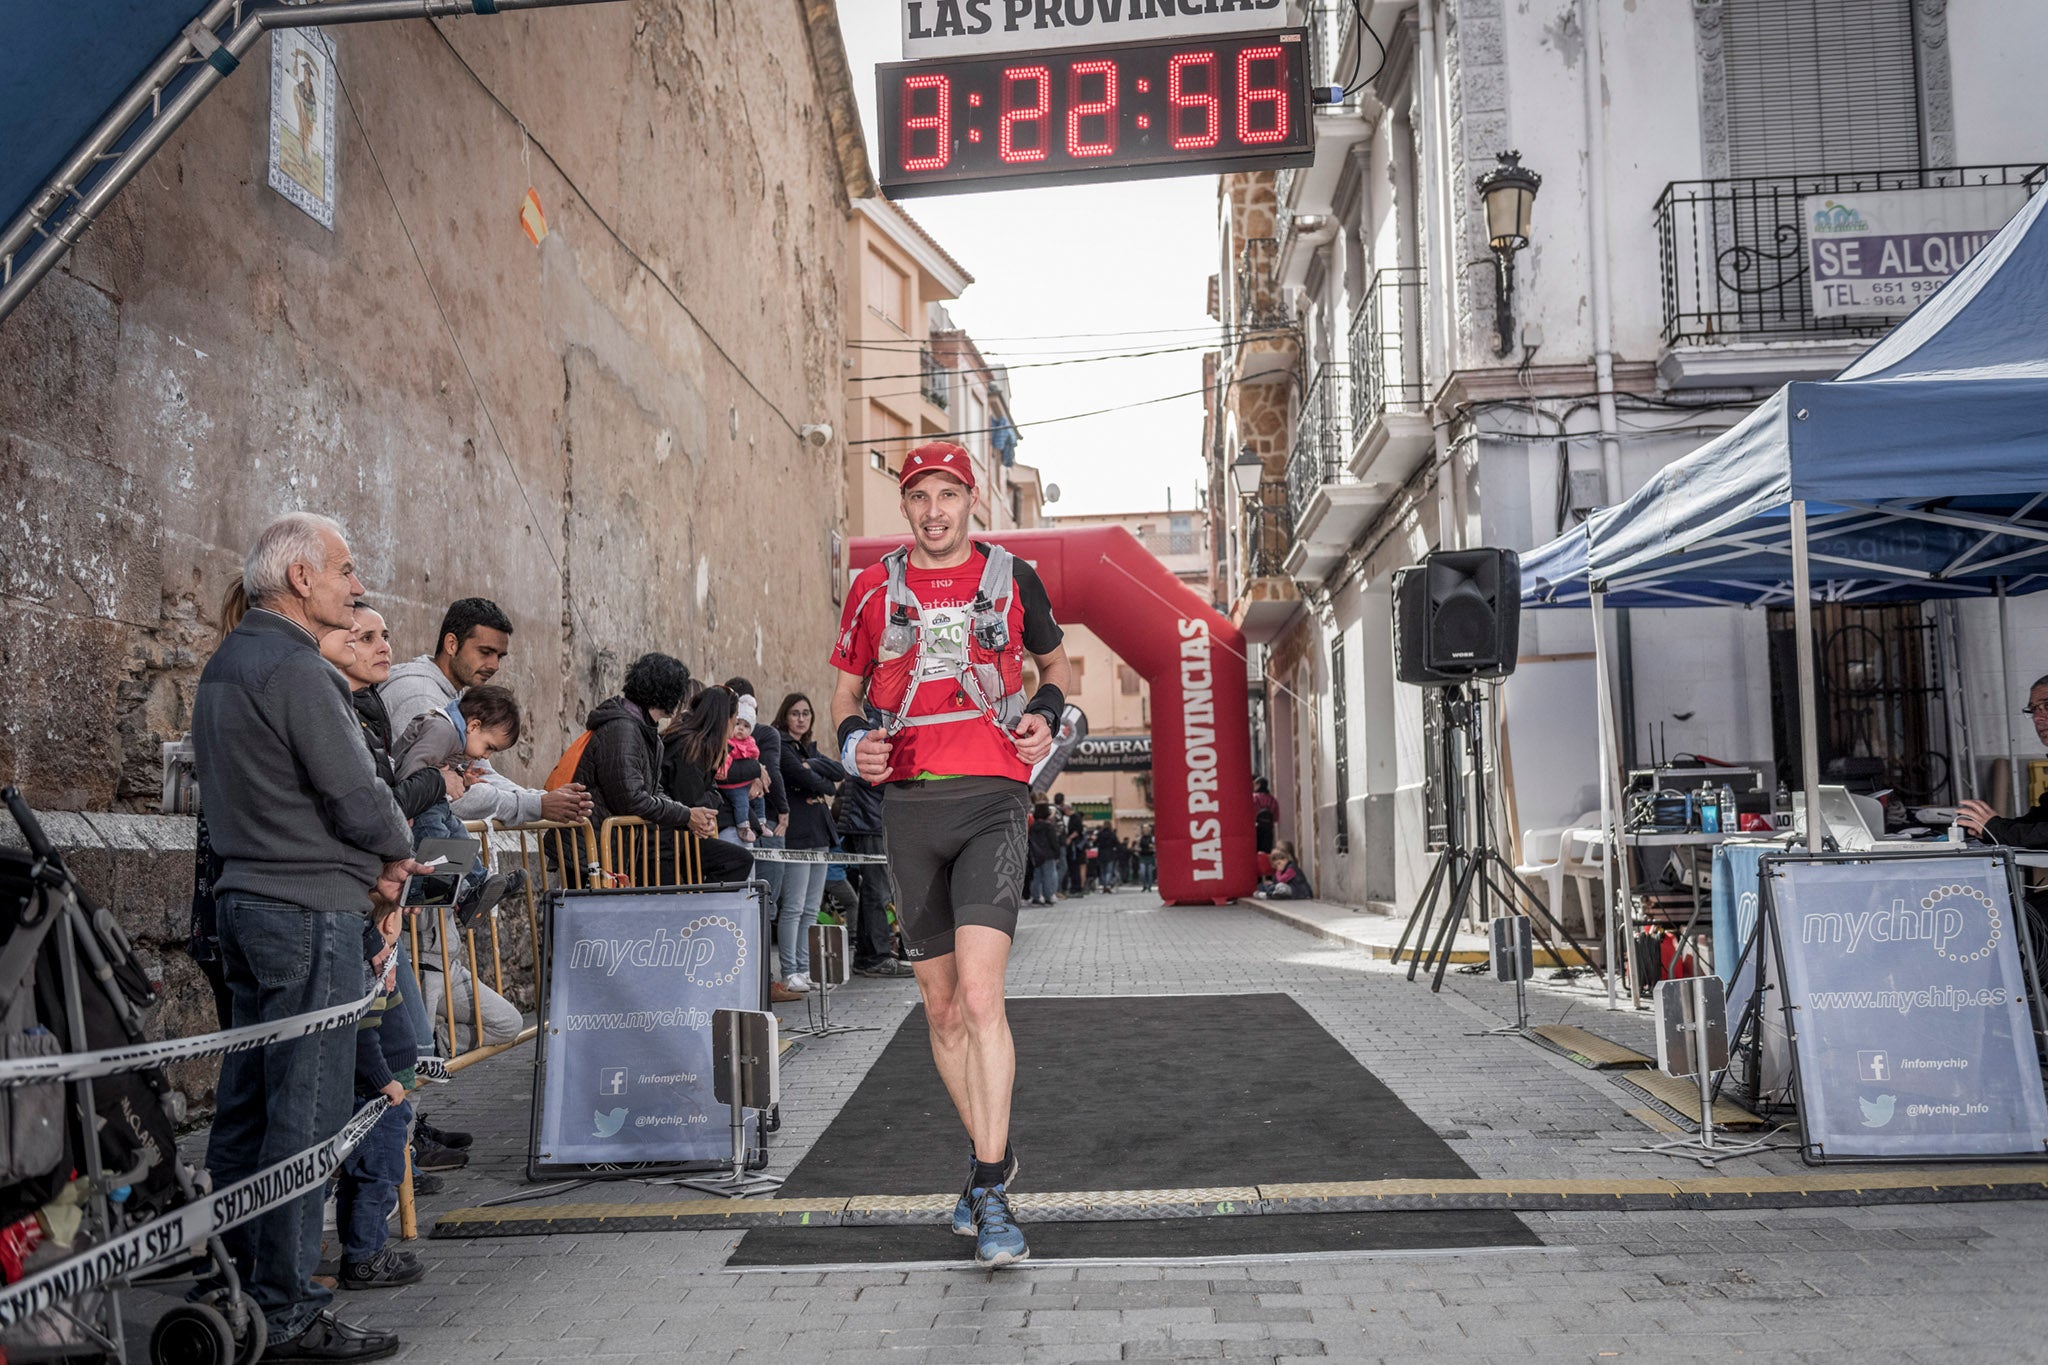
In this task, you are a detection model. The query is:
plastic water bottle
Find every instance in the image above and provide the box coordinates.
[1698,791,1719,833]
[879,606,915,661]
[1719,784,1736,835]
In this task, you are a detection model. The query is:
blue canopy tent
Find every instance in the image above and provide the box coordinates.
[0,0,619,327]
[1516,184,2048,1002]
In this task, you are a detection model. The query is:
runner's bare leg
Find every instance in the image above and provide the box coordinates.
[951,925,1015,1164]
[912,954,978,1141]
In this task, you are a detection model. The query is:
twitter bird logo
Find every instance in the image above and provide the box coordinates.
[1859,1094,1896,1128]
[593,1107,628,1137]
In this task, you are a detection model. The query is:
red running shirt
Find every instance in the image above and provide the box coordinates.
[831,545,1063,782]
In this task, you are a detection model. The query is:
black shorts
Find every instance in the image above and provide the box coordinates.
[881,775,1030,960]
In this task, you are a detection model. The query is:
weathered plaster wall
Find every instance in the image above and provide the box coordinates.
[0,1,854,809]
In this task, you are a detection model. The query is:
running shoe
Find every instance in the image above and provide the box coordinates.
[970,1185,1029,1267]
[951,1146,1020,1236]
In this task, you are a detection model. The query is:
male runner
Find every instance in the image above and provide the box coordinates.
[830,441,1070,1267]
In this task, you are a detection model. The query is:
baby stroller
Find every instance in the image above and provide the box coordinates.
[1,788,265,1364]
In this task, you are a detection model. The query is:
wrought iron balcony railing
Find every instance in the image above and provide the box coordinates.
[1240,478,1289,582]
[1348,266,1425,435]
[1284,364,1352,538]
[1234,235,1291,333]
[1654,163,2045,347]
[919,347,949,409]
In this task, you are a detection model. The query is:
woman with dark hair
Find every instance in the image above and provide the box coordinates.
[660,685,739,835]
[772,692,845,995]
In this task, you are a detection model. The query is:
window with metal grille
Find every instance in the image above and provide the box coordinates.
[1168,514,1195,556]
[1720,0,1922,177]
[1330,635,1350,855]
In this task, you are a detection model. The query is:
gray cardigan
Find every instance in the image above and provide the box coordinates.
[192,609,414,914]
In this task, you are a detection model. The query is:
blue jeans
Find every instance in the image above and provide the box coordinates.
[206,893,369,1338]
[393,938,436,1063]
[336,1097,411,1263]
[1030,860,1061,903]
[773,859,827,981]
[1139,854,1156,890]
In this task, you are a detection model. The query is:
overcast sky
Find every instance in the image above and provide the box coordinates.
[838,1,1220,519]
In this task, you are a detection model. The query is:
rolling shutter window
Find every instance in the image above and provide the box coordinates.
[1720,0,1922,178]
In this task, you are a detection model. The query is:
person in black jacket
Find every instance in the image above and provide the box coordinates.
[319,608,471,1149]
[1959,673,2048,847]
[772,693,844,993]
[576,654,750,885]
[659,686,761,891]
[836,749,911,976]
[1026,804,1063,905]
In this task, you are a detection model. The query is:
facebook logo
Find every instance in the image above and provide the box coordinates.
[1857,1051,1889,1083]
[599,1067,629,1097]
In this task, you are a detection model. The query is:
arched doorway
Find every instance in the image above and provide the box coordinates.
[850,525,1258,904]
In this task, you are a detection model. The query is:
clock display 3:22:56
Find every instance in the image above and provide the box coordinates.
[878,30,1314,196]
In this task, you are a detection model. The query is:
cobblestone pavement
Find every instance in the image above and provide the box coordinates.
[193,893,2048,1362]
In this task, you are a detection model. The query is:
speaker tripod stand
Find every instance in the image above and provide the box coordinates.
[1393,684,1604,995]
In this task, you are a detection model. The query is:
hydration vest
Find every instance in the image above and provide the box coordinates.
[850,544,1028,735]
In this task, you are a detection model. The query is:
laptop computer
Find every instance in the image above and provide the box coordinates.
[1790,785,1884,851]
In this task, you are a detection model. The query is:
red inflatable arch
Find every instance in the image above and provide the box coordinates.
[850,526,1258,905]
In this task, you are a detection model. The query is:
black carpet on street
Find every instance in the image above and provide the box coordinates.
[729,992,1536,1265]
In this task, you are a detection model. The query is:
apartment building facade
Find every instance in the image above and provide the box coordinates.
[843,197,1043,543]
[1208,0,2048,910]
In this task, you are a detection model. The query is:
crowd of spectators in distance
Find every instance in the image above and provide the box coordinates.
[1023,792,1155,901]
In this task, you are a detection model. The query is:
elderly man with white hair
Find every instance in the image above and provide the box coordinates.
[190,512,426,1363]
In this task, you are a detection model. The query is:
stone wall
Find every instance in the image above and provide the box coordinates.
[0,1,859,811]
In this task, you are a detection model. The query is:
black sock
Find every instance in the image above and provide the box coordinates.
[972,1158,1008,1190]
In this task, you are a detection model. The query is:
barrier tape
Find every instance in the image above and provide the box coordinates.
[0,984,381,1090]
[0,1097,388,1328]
[748,849,888,865]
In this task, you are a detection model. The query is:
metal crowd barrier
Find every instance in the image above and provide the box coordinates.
[596,815,703,887]
[392,818,599,1239]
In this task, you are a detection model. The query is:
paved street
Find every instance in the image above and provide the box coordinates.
[191,894,2047,1363]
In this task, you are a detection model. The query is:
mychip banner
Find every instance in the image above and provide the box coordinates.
[1763,853,2048,1162]
[532,885,770,1175]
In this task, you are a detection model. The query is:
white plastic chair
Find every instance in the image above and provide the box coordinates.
[1515,811,1605,938]
[1558,824,1610,940]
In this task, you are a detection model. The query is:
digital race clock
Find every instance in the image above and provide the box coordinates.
[877,29,1314,198]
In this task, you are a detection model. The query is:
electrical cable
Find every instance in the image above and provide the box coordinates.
[1342,0,1390,97]
[852,332,1287,384]
[847,326,1288,359]
[849,321,1259,345]
[329,37,592,641]
[860,380,1221,444]
[426,21,803,439]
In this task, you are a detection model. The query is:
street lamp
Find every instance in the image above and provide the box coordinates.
[1230,444,1264,501]
[1476,150,1541,356]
